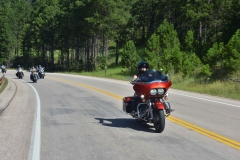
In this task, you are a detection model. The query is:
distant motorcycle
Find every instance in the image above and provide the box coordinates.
[1,65,7,73]
[16,68,24,79]
[30,69,38,83]
[38,67,45,79]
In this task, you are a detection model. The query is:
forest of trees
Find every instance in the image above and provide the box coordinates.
[0,0,239,79]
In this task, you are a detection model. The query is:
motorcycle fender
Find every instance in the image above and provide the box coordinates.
[123,96,134,113]
[152,100,165,110]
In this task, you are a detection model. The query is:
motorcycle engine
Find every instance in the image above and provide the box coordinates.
[138,104,149,118]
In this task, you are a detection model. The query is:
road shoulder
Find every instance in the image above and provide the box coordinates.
[0,78,17,114]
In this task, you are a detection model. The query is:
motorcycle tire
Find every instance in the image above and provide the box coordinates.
[19,73,22,79]
[153,110,165,133]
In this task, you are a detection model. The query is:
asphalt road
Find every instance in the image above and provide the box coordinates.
[0,70,239,160]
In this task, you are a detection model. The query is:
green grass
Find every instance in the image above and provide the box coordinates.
[170,74,240,100]
[0,78,8,94]
[58,67,240,101]
[59,66,133,81]
[174,82,240,100]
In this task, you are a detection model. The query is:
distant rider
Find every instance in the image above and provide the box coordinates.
[1,65,7,73]
[16,65,24,77]
[30,66,36,80]
[37,65,44,79]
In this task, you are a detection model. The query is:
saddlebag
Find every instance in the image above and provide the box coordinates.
[123,96,134,113]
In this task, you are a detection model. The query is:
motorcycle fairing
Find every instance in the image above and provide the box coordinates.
[151,99,165,110]
[133,81,172,98]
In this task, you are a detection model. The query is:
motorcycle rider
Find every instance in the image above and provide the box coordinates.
[131,60,149,114]
[30,66,36,72]
[30,66,36,80]
[16,65,21,70]
[35,66,40,79]
[16,65,24,77]
[133,60,149,80]
[38,65,45,78]
[1,64,6,73]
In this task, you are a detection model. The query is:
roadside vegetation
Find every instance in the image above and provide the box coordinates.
[60,65,240,101]
[0,78,8,94]
[0,0,239,100]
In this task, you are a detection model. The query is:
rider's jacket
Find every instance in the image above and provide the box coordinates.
[30,68,36,73]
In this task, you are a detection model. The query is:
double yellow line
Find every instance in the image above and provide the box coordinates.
[168,117,240,150]
[48,77,240,150]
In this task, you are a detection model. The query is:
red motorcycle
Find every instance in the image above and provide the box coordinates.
[123,69,174,133]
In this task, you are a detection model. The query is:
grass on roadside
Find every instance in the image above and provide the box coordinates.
[171,75,240,100]
[58,66,133,81]
[0,78,8,94]
[57,67,240,101]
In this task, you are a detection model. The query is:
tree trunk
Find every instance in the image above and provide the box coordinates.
[85,38,90,71]
[66,38,70,71]
[102,33,105,56]
[76,37,80,70]
[92,35,96,70]
[199,20,203,44]
[149,0,155,35]
[104,37,108,56]
[142,24,145,42]
[50,40,54,71]
[42,44,46,67]
[115,40,119,65]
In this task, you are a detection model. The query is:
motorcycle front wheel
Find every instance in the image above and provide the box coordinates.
[34,77,37,83]
[18,73,22,79]
[153,110,165,133]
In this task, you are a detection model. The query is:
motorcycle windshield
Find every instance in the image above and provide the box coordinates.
[139,70,168,82]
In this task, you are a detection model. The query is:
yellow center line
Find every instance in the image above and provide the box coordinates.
[168,117,240,150]
[47,76,240,150]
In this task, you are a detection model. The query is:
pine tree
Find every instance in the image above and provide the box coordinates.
[121,40,139,74]
[223,29,240,73]
[145,19,182,73]
[182,30,202,77]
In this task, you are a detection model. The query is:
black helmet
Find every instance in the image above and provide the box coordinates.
[138,61,149,69]
[138,61,149,73]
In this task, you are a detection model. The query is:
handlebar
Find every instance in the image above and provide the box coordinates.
[130,77,140,85]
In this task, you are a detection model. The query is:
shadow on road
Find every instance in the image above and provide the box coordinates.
[10,77,38,83]
[95,117,156,133]
[23,81,37,83]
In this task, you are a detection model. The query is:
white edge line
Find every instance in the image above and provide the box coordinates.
[27,83,41,160]
[170,92,240,108]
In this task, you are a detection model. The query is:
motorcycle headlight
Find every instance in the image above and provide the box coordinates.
[157,88,164,95]
[150,89,157,95]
